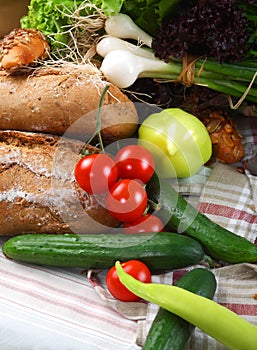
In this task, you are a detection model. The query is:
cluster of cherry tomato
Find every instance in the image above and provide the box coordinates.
[74,144,163,301]
[74,144,164,233]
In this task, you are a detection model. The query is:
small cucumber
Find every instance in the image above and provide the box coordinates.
[2,231,206,272]
[143,268,217,350]
[147,174,257,263]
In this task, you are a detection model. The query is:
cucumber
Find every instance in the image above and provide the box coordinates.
[2,231,206,272]
[147,174,257,263]
[143,268,217,350]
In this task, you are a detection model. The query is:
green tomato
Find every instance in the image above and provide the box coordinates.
[138,108,212,178]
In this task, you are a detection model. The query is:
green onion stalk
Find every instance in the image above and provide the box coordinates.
[97,14,257,106]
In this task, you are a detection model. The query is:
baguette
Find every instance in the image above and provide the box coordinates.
[0,130,119,235]
[0,65,138,141]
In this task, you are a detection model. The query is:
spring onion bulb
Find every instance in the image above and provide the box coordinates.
[104,13,153,47]
[100,49,181,88]
[96,36,155,59]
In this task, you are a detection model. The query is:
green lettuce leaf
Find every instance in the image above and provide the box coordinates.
[21,0,182,41]
[20,0,85,45]
[121,0,182,36]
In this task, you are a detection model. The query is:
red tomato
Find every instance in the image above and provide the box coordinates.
[115,145,155,184]
[74,154,118,194]
[105,179,148,223]
[123,214,164,234]
[106,260,152,302]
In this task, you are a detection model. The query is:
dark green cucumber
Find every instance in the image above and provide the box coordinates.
[147,175,257,263]
[2,232,206,272]
[143,268,217,350]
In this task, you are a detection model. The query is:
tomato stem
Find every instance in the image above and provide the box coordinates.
[81,85,110,155]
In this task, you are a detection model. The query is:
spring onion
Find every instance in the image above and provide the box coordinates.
[104,13,152,47]
[98,14,257,104]
[100,49,183,88]
[96,36,155,59]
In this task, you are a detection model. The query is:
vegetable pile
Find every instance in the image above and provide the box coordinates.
[1,1,257,349]
[96,13,257,104]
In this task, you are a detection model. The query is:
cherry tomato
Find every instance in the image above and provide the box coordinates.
[105,179,148,223]
[74,153,118,194]
[106,260,152,302]
[123,214,164,234]
[115,145,155,184]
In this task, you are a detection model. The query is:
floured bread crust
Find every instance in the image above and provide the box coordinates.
[0,130,119,235]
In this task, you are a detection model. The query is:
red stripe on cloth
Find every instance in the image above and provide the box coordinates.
[0,279,137,334]
[220,303,257,316]
[0,294,137,344]
[198,202,257,224]
[172,269,189,285]
[0,266,100,307]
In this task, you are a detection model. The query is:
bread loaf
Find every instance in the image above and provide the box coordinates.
[0,130,119,235]
[0,28,50,71]
[0,65,138,141]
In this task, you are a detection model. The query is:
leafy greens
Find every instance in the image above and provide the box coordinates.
[21,0,182,48]
[21,0,96,46]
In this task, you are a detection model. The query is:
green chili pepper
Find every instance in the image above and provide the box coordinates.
[115,261,257,350]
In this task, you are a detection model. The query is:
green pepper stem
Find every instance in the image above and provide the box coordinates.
[115,261,257,350]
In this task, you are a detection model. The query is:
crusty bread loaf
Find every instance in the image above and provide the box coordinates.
[0,130,119,235]
[0,65,138,141]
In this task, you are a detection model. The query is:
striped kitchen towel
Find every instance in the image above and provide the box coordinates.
[0,245,141,350]
[140,262,257,350]
[139,162,257,349]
